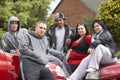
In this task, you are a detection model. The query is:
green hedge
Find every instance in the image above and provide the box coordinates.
[117,50,120,56]
[0,28,6,47]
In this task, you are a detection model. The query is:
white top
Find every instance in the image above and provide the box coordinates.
[55,27,65,52]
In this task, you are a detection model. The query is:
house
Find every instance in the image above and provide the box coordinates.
[49,0,107,28]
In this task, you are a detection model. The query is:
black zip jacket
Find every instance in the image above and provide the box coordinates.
[46,24,75,53]
[90,30,117,58]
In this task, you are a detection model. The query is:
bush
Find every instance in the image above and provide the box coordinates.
[0,28,6,47]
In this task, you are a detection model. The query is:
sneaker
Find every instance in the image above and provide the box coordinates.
[65,78,73,80]
[85,70,99,80]
[86,68,96,72]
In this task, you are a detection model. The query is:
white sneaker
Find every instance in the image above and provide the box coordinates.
[85,70,100,79]
[65,78,72,80]
[86,68,96,72]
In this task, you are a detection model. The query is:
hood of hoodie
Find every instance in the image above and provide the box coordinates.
[28,28,44,39]
[8,16,20,34]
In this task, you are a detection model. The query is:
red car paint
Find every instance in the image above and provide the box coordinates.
[0,49,120,80]
[100,61,120,79]
[46,62,65,79]
[0,50,19,80]
[0,49,65,80]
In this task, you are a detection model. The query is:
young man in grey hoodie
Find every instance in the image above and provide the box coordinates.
[2,16,28,53]
[19,21,57,80]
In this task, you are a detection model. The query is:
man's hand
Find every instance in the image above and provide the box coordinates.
[66,38,71,45]
[14,49,20,56]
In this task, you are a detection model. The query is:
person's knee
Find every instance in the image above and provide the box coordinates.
[97,44,104,47]
[96,44,106,50]
[50,57,63,65]
[81,56,89,64]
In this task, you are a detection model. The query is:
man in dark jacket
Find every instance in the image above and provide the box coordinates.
[46,12,74,53]
[46,12,74,77]
[19,21,57,80]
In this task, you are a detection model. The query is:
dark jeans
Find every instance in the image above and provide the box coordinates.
[21,59,57,80]
[69,64,78,73]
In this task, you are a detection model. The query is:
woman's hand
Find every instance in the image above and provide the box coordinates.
[87,48,94,54]
[66,49,72,60]
[66,53,69,60]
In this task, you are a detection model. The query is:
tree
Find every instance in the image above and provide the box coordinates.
[78,14,96,34]
[97,0,120,42]
[0,0,51,30]
[0,0,51,47]
[46,14,54,28]
[0,28,5,47]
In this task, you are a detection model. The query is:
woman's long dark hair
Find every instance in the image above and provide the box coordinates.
[91,19,108,31]
[73,23,89,41]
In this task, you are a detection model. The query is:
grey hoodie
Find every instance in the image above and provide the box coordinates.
[19,29,48,65]
[2,16,28,53]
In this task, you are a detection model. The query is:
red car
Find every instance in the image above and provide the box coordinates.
[0,49,65,80]
[0,50,19,80]
[0,49,120,80]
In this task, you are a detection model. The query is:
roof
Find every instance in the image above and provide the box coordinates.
[80,0,107,13]
[47,0,61,17]
[48,0,107,17]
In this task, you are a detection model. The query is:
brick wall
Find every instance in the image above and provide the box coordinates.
[53,0,95,28]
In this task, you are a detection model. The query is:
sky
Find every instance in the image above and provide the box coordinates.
[47,0,61,17]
